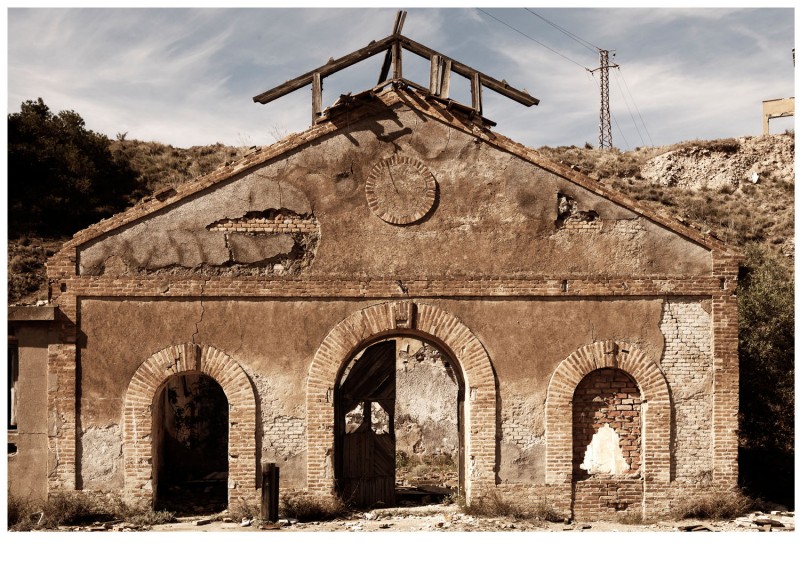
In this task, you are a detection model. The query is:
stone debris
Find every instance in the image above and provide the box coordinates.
[730,511,794,531]
[240,518,253,527]
[680,524,713,532]
[194,518,212,526]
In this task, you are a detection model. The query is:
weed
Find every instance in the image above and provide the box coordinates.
[228,498,261,521]
[7,492,176,531]
[280,491,349,521]
[461,491,562,523]
[670,488,758,521]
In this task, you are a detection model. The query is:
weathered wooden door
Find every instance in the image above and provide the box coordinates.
[335,340,396,507]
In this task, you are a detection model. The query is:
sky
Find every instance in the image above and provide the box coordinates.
[5,5,796,151]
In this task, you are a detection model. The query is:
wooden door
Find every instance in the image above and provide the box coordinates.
[336,340,396,508]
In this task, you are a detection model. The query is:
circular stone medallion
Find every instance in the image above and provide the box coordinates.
[365,155,437,225]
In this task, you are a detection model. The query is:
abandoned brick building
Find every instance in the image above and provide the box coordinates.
[7,30,741,522]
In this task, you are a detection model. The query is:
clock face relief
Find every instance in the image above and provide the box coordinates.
[365,155,437,225]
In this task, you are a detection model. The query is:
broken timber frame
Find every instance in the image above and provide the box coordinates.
[253,29,538,124]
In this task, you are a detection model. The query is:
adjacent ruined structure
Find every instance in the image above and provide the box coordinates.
[8,28,741,522]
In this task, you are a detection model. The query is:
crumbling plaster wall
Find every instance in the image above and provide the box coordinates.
[8,322,55,503]
[659,298,714,481]
[394,338,459,462]
[78,104,712,280]
[77,295,714,494]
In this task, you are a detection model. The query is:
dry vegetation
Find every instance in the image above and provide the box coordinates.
[461,491,562,524]
[8,491,175,531]
[109,137,247,194]
[535,133,794,256]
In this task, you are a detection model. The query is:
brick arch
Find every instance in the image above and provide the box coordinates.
[123,343,257,506]
[306,301,495,503]
[545,340,671,485]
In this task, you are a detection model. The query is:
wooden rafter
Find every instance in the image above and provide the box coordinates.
[252,23,539,123]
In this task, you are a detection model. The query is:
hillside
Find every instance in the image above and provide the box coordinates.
[535,133,794,260]
[7,133,794,304]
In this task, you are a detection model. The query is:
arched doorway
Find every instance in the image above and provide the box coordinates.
[153,373,229,514]
[305,301,495,505]
[123,343,257,509]
[334,336,464,507]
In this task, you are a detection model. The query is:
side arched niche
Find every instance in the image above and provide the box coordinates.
[122,343,257,507]
[545,340,672,487]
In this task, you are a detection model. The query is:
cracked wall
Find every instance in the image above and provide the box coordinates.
[659,298,714,481]
[78,172,319,276]
[76,102,711,280]
[76,294,716,499]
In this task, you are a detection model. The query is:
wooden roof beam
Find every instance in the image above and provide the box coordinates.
[398,35,539,107]
[252,33,538,109]
[253,34,398,104]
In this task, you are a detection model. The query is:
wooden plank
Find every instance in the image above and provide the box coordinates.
[392,41,403,80]
[398,35,539,106]
[441,58,451,99]
[253,34,397,104]
[311,73,322,123]
[430,54,441,95]
[377,11,407,84]
[471,72,482,115]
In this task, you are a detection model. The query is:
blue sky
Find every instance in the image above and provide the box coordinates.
[5,5,796,150]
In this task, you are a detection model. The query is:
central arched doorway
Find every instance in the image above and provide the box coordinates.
[305,301,496,505]
[334,336,464,508]
[153,373,229,514]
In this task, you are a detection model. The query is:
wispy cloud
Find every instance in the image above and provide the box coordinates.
[7,7,795,149]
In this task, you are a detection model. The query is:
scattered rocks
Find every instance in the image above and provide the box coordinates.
[641,134,794,192]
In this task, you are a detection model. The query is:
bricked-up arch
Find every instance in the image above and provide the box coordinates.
[123,343,257,507]
[306,302,495,503]
[546,340,671,485]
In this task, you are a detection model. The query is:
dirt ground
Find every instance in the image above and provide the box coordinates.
[145,503,794,533]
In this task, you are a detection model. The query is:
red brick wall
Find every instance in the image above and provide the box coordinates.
[572,368,642,479]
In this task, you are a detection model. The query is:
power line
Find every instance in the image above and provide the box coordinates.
[524,8,598,54]
[617,67,655,147]
[612,67,646,147]
[476,8,591,71]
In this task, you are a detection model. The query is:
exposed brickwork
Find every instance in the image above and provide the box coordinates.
[208,214,319,234]
[122,343,258,507]
[501,394,543,450]
[573,477,643,521]
[47,273,724,298]
[305,301,495,504]
[711,252,740,486]
[660,298,714,480]
[572,369,642,479]
[264,415,306,458]
[35,83,742,522]
[546,341,670,519]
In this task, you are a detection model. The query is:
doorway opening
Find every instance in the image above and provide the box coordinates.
[334,336,464,509]
[153,373,229,514]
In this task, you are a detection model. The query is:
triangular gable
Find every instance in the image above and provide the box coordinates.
[51,85,738,279]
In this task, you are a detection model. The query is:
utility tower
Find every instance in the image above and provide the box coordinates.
[591,49,618,150]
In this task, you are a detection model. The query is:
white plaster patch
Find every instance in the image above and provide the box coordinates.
[580,424,630,475]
